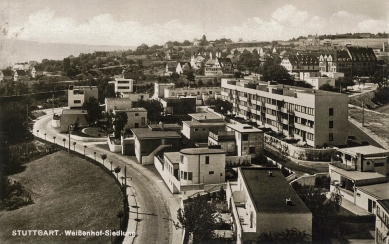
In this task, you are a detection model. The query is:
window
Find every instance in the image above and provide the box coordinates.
[329,133,334,141]
[307,133,314,141]
[184,172,187,180]
[141,117,145,126]
[209,171,214,175]
[329,121,333,128]
[242,134,249,141]
[181,171,183,179]
[74,100,81,104]
[329,108,334,116]
[374,162,385,167]
[194,128,198,131]
[205,156,209,164]
[202,128,206,131]
[135,113,139,116]
[249,147,255,153]
[188,172,193,180]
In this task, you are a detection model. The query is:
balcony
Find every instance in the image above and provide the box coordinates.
[330,160,356,171]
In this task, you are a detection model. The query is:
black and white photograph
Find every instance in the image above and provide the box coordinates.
[0,0,388,243]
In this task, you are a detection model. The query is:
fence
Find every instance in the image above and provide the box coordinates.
[264,134,335,161]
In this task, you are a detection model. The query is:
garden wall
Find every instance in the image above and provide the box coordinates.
[225,155,251,166]
[264,134,335,161]
[290,173,329,186]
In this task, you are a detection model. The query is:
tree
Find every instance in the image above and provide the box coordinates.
[207,99,233,115]
[319,83,337,92]
[175,194,219,243]
[0,101,33,145]
[256,228,311,243]
[112,111,128,138]
[336,77,355,91]
[136,100,164,123]
[84,97,102,125]
[114,166,121,179]
[259,60,291,82]
[186,71,196,87]
[372,66,389,88]
[101,154,107,165]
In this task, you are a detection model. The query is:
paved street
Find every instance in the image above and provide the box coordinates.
[33,109,183,244]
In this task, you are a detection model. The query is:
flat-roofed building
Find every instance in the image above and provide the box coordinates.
[112,107,147,129]
[68,85,99,108]
[155,147,226,193]
[375,200,389,244]
[227,167,312,244]
[59,109,89,133]
[154,82,175,98]
[114,77,133,97]
[131,127,181,164]
[221,78,348,148]
[329,145,389,214]
[105,98,132,114]
[226,124,264,158]
[208,129,236,156]
[182,111,225,141]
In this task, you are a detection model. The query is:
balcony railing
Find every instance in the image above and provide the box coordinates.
[330,160,355,171]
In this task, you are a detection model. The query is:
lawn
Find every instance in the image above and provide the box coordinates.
[349,106,389,146]
[0,151,123,244]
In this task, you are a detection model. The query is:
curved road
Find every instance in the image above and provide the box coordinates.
[33,110,174,244]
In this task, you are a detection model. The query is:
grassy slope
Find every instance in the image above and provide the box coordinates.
[0,151,122,244]
[349,106,389,146]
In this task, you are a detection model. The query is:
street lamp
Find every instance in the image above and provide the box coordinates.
[53,136,56,144]
[63,138,66,147]
[73,142,76,151]
[83,145,87,158]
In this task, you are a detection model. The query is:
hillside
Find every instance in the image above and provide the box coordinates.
[0,151,123,244]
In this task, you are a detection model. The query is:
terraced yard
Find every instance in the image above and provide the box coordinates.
[0,151,123,244]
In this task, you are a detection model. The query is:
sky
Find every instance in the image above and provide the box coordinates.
[1,0,388,47]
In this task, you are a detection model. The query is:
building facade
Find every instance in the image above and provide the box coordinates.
[221,78,348,148]
[226,167,312,244]
[329,145,389,214]
[112,107,147,129]
[114,77,134,97]
[226,124,264,159]
[68,85,99,108]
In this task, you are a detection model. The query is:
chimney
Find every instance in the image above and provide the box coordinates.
[286,198,292,205]
[159,121,164,131]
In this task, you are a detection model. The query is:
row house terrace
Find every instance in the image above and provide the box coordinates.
[221,78,348,148]
[329,145,389,214]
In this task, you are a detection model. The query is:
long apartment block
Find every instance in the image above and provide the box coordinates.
[221,78,349,148]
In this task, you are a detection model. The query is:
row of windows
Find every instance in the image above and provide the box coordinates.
[180,171,193,180]
[295,105,314,115]
[194,128,207,132]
